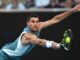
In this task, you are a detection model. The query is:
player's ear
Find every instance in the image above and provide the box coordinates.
[27,23,29,26]
[27,22,29,26]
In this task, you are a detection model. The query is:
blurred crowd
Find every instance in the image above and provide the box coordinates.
[0,0,80,10]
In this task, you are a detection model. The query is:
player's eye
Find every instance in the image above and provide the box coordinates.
[31,20,35,23]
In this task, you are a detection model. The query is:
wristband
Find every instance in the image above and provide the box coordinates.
[46,41,53,48]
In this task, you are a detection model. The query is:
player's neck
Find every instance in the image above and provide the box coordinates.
[30,30,37,34]
[27,26,38,34]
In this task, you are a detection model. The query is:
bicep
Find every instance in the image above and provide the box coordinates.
[39,19,59,30]
[21,33,47,47]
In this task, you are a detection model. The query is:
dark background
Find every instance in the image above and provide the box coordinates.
[0,12,80,60]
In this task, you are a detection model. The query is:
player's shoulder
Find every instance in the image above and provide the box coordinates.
[23,32,30,35]
[23,32,32,37]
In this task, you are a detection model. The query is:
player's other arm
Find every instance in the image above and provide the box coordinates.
[38,4,80,30]
[21,33,59,49]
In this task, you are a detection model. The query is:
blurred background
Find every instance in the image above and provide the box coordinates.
[0,0,80,10]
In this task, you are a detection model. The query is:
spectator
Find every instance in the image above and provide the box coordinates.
[45,0,61,8]
[46,0,73,8]
[57,0,73,8]
[34,0,50,8]
[74,0,80,5]
[1,0,9,8]
[25,0,34,8]
[6,0,26,10]
[0,0,2,8]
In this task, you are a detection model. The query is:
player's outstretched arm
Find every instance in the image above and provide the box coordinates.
[21,33,60,49]
[39,4,80,30]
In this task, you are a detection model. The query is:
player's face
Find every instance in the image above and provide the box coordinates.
[27,17,39,32]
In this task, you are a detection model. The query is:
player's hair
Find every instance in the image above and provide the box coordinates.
[26,14,39,22]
